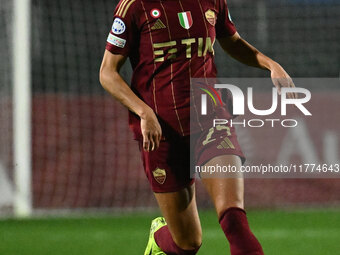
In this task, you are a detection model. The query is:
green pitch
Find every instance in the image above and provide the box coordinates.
[1,209,339,255]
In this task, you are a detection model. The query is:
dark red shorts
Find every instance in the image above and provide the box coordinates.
[139,125,245,193]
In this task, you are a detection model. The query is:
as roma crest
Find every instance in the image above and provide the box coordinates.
[205,9,216,26]
[152,168,166,184]
[178,11,193,29]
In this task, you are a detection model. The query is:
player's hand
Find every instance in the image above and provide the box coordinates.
[140,109,162,152]
[270,62,297,99]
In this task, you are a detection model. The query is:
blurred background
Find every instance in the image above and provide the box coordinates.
[0,0,339,254]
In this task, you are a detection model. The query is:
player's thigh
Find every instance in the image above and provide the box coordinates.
[154,184,202,249]
[201,154,244,217]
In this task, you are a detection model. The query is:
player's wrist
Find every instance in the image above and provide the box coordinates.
[267,60,281,72]
[138,106,155,120]
[257,53,276,71]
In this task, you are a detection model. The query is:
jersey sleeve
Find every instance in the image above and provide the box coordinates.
[105,0,139,56]
[215,0,237,38]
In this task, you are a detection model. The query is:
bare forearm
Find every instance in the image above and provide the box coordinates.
[218,33,296,97]
[99,51,161,151]
[219,34,277,71]
[100,69,152,118]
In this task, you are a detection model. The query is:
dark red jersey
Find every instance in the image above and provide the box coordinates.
[105,0,236,139]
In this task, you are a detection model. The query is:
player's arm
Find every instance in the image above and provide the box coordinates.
[218,33,296,98]
[99,50,162,151]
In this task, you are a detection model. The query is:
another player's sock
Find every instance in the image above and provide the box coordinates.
[154,225,200,255]
[219,207,264,255]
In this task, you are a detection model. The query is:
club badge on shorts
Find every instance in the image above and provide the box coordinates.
[205,9,216,26]
[178,11,193,29]
[152,168,166,184]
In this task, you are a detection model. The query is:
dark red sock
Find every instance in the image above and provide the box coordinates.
[219,207,264,255]
[154,225,200,255]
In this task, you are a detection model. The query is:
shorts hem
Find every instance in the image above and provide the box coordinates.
[151,179,195,193]
[197,150,246,167]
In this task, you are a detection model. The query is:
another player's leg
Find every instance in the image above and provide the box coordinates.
[144,184,202,255]
[202,155,264,255]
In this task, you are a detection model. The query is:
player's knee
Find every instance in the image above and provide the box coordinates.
[173,230,202,251]
[176,239,202,252]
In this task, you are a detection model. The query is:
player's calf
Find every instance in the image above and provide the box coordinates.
[219,207,264,255]
[155,225,201,255]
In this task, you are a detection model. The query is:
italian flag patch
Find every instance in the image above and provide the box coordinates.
[178,11,193,29]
